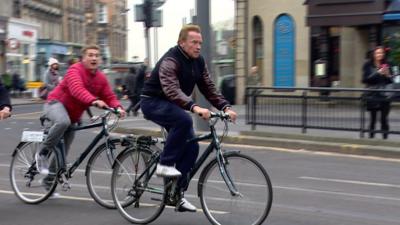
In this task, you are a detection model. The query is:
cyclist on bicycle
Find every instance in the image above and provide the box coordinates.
[140,24,237,212]
[36,45,126,175]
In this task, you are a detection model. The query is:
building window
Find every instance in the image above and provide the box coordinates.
[252,16,264,84]
[97,4,108,23]
[98,34,107,48]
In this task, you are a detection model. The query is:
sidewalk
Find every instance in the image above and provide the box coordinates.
[11,97,400,158]
[11,96,44,106]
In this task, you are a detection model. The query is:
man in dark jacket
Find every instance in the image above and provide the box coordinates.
[123,67,139,116]
[0,81,12,120]
[140,24,237,212]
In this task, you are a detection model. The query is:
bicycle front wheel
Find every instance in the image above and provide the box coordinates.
[86,138,128,209]
[199,152,273,225]
[10,142,59,204]
[111,148,165,224]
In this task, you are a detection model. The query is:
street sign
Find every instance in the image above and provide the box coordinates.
[152,10,163,27]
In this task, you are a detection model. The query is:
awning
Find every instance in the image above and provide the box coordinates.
[384,0,400,20]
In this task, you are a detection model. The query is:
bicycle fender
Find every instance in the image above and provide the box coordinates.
[12,142,28,157]
[111,147,135,169]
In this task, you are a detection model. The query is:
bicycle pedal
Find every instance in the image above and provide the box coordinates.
[62,182,71,191]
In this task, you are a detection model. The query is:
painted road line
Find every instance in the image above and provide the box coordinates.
[299,176,400,189]
[275,185,400,202]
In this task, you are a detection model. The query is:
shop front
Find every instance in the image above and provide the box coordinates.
[305,0,388,88]
[383,0,400,70]
[6,18,39,82]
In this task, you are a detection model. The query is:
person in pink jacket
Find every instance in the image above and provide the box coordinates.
[36,45,126,175]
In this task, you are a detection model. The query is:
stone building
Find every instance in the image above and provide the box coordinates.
[235,0,309,104]
[235,0,400,104]
[85,0,127,64]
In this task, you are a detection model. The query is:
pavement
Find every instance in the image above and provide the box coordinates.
[10,96,400,159]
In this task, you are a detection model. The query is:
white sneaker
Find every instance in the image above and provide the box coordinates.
[155,164,181,177]
[176,198,196,212]
[49,192,61,199]
[35,152,49,175]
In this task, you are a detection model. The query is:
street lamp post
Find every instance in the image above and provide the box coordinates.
[195,0,212,131]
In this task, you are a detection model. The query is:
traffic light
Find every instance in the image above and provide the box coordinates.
[143,0,152,28]
[135,0,165,28]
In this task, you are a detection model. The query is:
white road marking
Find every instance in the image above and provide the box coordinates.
[219,143,400,162]
[0,189,227,214]
[0,189,94,201]
[275,185,400,202]
[299,176,400,189]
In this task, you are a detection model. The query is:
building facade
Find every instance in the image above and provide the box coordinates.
[305,0,400,89]
[7,18,39,82]
[235,0,400,104]
[0,0,15,75]
[85,0,127,65]
[235,0,309,104]
[62,0,86,58]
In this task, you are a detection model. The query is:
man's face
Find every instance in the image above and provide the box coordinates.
[180,31,202,58]
[51,64,59,70]
[82,49,101,71]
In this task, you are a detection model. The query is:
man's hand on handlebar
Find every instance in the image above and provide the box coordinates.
[0,106,11,120]
[192,106,211,120]
[92,100,108,109]
[223,107,237,123]
[116,107,126,118]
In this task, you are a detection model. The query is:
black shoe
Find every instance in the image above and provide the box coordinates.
[175,198,196,212]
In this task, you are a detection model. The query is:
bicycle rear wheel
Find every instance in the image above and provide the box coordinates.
[199,152,273,225]
[86,138,128,209]
[10,142,59,204]
[111,148,165,224]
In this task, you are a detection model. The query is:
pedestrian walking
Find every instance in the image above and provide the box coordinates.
[130,58,148,114]
[40,57,60,100]
[123,67,140,116]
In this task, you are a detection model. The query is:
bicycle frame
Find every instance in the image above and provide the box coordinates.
[57,113,117,178]
[133,114,240,198]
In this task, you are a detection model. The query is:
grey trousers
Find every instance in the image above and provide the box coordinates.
[42,101,75,157]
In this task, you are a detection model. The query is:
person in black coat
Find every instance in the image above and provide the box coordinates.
[0,81,12,120]
[123,67,139,116]
[362,46,393,139]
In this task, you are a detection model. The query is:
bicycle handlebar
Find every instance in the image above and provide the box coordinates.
[209,111,230,120]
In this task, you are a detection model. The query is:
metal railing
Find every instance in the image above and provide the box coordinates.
[245,86,400,138]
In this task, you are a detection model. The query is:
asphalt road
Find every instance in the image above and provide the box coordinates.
[0,104,400,225]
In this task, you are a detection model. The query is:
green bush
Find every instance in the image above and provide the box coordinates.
[1,73,12,89]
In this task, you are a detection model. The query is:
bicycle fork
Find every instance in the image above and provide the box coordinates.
[216,151,242,197]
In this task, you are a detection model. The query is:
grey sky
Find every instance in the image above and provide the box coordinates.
[126,0,234,64]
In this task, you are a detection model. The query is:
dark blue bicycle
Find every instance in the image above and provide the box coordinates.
[111,111,273,225]
[10,108,134,208]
